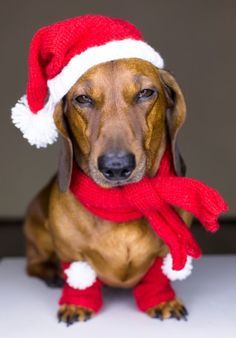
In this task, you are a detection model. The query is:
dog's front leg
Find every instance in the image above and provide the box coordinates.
[58,261,103,325]
[133,257,188,320]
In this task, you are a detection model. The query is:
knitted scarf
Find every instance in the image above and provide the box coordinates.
[70,149,228,271]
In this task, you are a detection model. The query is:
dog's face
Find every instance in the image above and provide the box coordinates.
[54,58,186,191]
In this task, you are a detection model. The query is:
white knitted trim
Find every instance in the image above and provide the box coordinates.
[64,261,97,290]
[48,38,164,103]
[161,254,193,281]
[11,95,58,148]
[12,39,164,148]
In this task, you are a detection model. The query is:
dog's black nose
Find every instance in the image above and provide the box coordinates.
[98,151,136,181]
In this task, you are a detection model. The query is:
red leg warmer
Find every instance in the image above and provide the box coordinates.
[59,263,103,313]
[133,257,176,312]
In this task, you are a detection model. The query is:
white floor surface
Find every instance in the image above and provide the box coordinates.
[0,256,235,338]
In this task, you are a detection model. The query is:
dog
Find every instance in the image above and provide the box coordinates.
[24,58,193,324]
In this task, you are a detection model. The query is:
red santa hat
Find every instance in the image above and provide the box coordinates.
[11,15,164,148]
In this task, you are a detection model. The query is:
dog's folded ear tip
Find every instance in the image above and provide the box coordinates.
[57,178,70,193]
[172,143,187,177]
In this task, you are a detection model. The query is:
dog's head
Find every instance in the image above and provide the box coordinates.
[54,59,186,191]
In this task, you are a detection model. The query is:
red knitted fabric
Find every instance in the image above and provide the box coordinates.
[60,258,175,313]
[70,149,228,271]
[59,262,103,313]
[133,257,176,311]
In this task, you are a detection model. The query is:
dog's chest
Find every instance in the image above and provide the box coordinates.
[79,217,164,287]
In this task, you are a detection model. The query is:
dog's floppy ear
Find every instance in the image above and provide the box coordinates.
[160,70,187,176]
[53,101,73,192]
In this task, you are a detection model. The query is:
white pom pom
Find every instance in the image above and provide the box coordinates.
[11,95,58,148]
[64,262,97,290]
[161,254,193,281]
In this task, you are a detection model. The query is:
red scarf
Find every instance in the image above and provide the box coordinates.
[70,149,228,271]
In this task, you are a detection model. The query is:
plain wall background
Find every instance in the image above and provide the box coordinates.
[0,0,235,218]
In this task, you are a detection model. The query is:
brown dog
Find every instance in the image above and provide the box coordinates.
[24,58,192,323]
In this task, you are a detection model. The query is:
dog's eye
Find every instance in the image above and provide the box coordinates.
[136,89,156,102]
[74,95,94,107]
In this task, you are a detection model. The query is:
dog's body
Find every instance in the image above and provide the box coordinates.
[24,59,192,322]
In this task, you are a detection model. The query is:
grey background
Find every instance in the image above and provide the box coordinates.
[0,0,235,218]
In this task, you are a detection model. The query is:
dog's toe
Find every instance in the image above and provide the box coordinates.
[57,305,95,325]
[147,299,188,321]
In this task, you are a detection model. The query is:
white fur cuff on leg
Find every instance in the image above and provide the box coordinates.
[161,254,193,281]
[64,261,97,290]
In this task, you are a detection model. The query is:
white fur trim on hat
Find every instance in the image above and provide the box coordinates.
[48,38,164,104]
[11,95,58,148]
[64,261,97,290]
[161,254,193,281]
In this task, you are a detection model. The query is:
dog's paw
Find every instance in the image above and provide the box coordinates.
[146,298,188,321]
[44,275,64,288]
[27,262,64,288]
[57,305,95,326]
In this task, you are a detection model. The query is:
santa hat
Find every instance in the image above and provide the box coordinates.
[11,15,164,148]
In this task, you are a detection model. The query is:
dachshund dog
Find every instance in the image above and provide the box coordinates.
[24,58,192,324]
